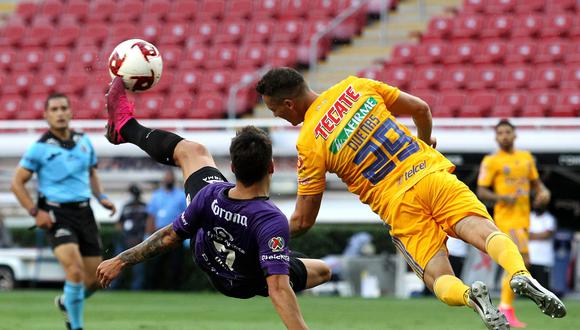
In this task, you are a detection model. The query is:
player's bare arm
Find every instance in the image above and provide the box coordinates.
[97,224,183,287]
[477,186,516,204]
[290,193,323,238]
[266,274,308,330]
[531,179,551,207]
[89,167,116,216]
[11,167,53,229]
[388,91,435,147]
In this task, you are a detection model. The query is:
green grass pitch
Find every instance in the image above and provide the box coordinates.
[1,290,577,330]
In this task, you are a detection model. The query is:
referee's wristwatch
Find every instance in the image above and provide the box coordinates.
[28,206,39,217]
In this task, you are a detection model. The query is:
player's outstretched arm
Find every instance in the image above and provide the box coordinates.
[267,274,309,330]
[290,193,323,238]
[97,224,183,288]
[389,91,435,147]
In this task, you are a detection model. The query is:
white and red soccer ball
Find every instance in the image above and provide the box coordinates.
[108,39,163,93]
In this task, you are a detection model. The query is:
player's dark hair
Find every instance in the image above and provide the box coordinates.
[256,67,307,101]
[230,126,272,186]
[44,93,70,110]
[495,119,515,131]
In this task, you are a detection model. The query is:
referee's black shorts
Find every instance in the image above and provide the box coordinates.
[45,202,102,256]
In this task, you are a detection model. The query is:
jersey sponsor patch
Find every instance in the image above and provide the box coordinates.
[268,236,285,252]
[329,97,378,154]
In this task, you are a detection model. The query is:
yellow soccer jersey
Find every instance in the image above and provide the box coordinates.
[296,76,454,221]
[477,150,539,229]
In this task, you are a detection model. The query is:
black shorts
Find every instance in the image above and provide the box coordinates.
[45,203,102,256]
[208,257,308,299]
[183,166,228,204]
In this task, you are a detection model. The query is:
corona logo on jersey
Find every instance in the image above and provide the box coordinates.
[314,85,360,139]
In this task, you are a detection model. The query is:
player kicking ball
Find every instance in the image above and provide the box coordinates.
[97,77,331,330]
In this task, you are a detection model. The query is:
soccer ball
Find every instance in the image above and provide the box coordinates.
[108,39,163,93]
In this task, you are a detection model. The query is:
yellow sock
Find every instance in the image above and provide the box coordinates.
[433,275,470,306]
[500,273,515,306]
[485,232,529,278]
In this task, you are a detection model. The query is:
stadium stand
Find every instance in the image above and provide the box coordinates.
[359,0,580,117]
[0,0,384,120]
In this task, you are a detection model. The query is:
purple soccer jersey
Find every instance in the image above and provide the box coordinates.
[172,182,290,286]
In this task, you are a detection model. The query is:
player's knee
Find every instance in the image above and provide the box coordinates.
[64,263,84,282]
[319,262,332,283]
[177,140,210,159]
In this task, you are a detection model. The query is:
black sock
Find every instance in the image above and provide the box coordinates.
[119,119,183,166]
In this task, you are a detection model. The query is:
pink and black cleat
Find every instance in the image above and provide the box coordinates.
[105,77,134,145]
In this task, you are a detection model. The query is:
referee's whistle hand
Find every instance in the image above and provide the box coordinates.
[100,199,117,217]
[35,210,53,230]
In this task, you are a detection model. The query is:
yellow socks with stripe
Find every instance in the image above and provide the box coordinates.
[485,232,529,277]
[433,275,470,306]
[500,273,515,306]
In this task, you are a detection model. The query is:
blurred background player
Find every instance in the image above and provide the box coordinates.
[112,183,148,291]
[98,77,331,329]
[10,93,116,330]
[477,119,551,328]
[528,205,556,291]
[256,67,566,330]
[145,169,186,290]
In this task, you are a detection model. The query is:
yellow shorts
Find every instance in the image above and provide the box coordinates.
[386,169,492,279]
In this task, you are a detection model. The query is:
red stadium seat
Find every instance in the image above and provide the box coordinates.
[254,0,283,19]
[15,1,38,23]
[498,65,533,90]
[112,0,144,22]
[72,45,102,72]
[309,0,340,18]
[437,91,466,117]
[480,15,514,39]
[545,0,577,13]
[167,1,197,22]
[13,47,44,72]
[191,20,219,45]
[445,41,477,64]
[553,91,580,117]
[440,66,472,90]
[136,93,163,118]
[541,13,574,38]
[462,0,485,14]
[272,19,304,44]
[473,40,507,64]
[18,93,46,120]
[142,0,171,21]
[0,18,26,47]
[565,42,580,64]
[381,66,413,90]
[452,15,484,40]
[461,92,496,117]
[80,93,105,119]
[205,46,239,70]
[45,48,71,72]
[245,19,275,44]
[49,23,81,47]
[411,66,442,90]
[492,92,529,117]
[505,40,537,64]
[225,0,254,19]
[40,0,64,21]
[5,72,34,95]
[197,0,226,20]
[529,66,563,89]
[139,21,163,45]
[193,92,225,119]
[535,40,569,64]
[423,17,453,40]
[78,22,109,46]
[512,14,544,39]
[0,95,22,120]
[157,45,182,69]
[61,71,89,95]
[468,66,502,90]
[214,20,248,45]
[181,47,209,69]
[64,1,89,23]
[199,70,232,93]
[87,0,116,23]
[515,0,545,14]
[173,69,200,93]
[390,44,418,65]
[238,45,268,69]
[269,44,298,67]
[561,65,580,89]
[164,92,194,118]
[0,48,16,72]
[486,0,516,14]
[105,23,139,47]
[525,90,559,117]
[415,42,448,65]
[21,20,54,47]
[357,67,382,80]
[280,0,309,19]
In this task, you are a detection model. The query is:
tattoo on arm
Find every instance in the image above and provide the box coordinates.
[118,224,182,266]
